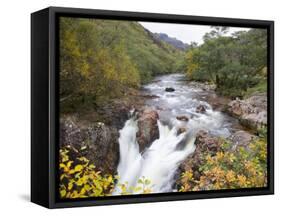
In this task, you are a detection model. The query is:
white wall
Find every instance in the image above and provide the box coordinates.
[0,0,279,214]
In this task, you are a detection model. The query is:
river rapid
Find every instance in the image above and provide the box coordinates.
[113,73,241,195]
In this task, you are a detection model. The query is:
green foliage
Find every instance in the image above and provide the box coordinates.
[116,176,153,195]
[179,136,267,191]
[60,18,142,112]
[244,78,267,98]
[256,125,267,138]
[60,18,183,113]
[185,28,267,98]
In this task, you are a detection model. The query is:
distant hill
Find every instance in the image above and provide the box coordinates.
[153,33,189,51]
[92,21,185,82]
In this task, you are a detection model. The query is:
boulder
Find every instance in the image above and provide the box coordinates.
[227,93,267,129]
[194,130,222,152]
[229,130,256,150]
[60,117,119,175]
[141,94,160,99]
[239,111,267,129]
[177,127,187,135]
[176,115,189,122]
[165,87,175,92]
[60,118,84,150]
[97,100,132,129]
[136,108,159,152]
[196,105,207,114]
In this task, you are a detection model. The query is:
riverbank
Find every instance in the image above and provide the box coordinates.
[60,86,164,175]
[59,73,267,195]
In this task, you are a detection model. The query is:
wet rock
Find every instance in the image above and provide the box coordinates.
[60,118,83,150]
[230,130,256,150]
[203,94,230,111]
[136,108,159,152]
[60,117,119,175]
[59,88,146,176]
[227,100,244,116]
[227,93,267,129]
[196,105,207,114]
[177,127,187,135]
[176,115,189,122]
[97,100,132,129]
[141,94,160,99]
[165,87,175,92]
[194,130,222,152]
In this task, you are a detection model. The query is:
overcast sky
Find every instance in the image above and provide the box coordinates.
[139,22,250,44]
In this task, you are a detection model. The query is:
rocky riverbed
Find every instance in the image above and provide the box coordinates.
[60,74,267,190]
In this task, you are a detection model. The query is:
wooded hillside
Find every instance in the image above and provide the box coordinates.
[60,17,184,112]
[185,27,267,98]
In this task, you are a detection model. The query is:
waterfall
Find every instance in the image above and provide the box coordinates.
[113,117,196,195]
[112,73,233,195]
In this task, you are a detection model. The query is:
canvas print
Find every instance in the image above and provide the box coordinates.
[59,17,268,199]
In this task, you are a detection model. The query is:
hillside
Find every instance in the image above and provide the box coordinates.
[153,33,189,50]
[60,17,184,112]
[93,20,185,82]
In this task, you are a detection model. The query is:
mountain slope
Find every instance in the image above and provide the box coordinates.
[93,20,184,82]
[60,17,185,111]
[153,33,189,51]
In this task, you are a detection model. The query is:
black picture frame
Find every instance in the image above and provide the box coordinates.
[31,6,274,208]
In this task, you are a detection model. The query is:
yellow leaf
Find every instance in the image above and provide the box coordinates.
[89,164,95,169]
[67,161,73,168]
[80,188,86,195]
[107,175,113,183]
[226,170,236,183]
[68,182,73,190]
[84,184,91,191]
[60,189,66,198]
[59,163,66,169]
[68,169,75,174]
[60,174,66,181]
[74,165,83,172]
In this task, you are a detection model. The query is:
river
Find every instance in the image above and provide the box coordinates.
[113,73,241,195]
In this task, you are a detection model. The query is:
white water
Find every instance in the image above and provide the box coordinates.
[113,118,196,194]
[113,74,238,195]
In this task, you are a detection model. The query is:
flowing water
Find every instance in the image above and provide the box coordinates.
[113,74,239,195]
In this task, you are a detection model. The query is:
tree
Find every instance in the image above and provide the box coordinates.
[60,17,183,112]
[185,28,267,98]
[203,26,229,41]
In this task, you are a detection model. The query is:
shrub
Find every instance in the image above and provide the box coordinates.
[59,148,115,198]
[179,137,267,191]
[59,147,153,198]
[185,28,267,98]
[116,176,153,195]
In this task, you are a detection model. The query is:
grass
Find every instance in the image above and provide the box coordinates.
[244,79,267,98]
